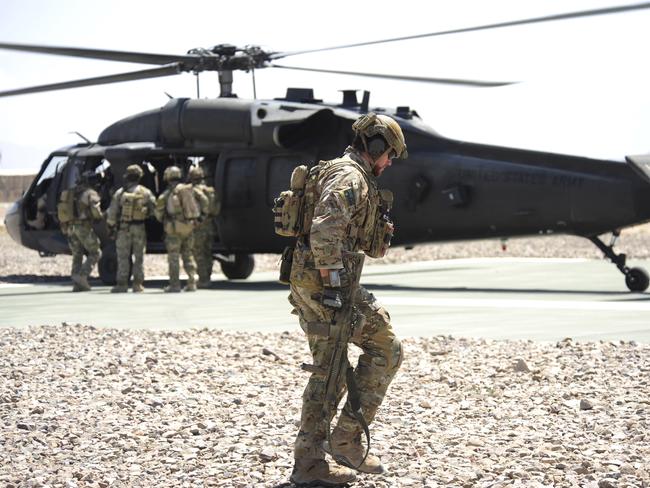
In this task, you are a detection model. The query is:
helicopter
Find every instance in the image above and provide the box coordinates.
[2,3,650,291]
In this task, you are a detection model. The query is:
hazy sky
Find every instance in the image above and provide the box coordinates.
[0,0,649,171]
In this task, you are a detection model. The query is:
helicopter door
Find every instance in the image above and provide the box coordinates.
[23,154,68,230]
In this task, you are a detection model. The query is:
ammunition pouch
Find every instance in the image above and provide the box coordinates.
[365,216,393,258]
[278,245,294,285]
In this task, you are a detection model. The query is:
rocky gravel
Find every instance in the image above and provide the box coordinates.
[2,224,650,283]
[1,324,648,487]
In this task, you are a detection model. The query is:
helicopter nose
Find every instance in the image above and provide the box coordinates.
[4,199,23,246]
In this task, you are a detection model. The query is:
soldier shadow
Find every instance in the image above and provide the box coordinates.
[0,274,70,284]
[142,278,288,292]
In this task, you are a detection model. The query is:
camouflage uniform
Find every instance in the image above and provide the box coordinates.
[289,148,403,475]
[106,171,156,292]
[189,167,221,287]
[155,168,209,292]
[66,185,103,291]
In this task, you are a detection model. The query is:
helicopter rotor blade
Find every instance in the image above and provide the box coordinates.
[270,64,516,88]
[270,2,650,59]
[0,64,183,98]
[0,42,199,65]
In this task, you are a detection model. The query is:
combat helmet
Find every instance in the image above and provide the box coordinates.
[188,166,204,183]
[163,166,182,182]
[352,113,408,159]
[125,164,144,180]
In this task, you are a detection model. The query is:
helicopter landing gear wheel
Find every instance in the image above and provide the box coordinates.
[625,267,650,292]
[217,253,255,280]
[589,234,649,293]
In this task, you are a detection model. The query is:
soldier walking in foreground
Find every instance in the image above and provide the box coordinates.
[106,164,156,293]
[155,166,208,292]
[188,166,221,288]
[57,171,104,292]
[276,113,407,486]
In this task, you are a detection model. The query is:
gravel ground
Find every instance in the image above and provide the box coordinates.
[0,325,648,487]
[2,224,650,283]
[2,227,649,487]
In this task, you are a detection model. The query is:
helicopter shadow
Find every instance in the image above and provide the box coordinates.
[362,282,648,298]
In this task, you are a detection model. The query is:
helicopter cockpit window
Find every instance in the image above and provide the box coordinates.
[35,156,67,187]
[224,157,255,208]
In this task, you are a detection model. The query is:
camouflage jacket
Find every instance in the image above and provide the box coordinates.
[308,148,380,269]
[106,183,156,227]
[76,187,103,222]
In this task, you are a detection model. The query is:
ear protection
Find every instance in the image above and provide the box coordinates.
[368,137,387,156]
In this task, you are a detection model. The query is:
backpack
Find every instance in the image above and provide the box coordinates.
[56,189,76,224]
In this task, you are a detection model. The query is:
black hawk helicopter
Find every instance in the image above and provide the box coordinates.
[2,3,650,291]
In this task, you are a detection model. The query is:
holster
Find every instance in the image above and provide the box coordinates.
[278,245,294,285]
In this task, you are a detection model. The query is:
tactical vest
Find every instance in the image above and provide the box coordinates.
[119,186,150,223]
[274,156,394,258]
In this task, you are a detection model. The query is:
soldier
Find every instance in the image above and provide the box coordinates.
[58,170,103,292]
[188,165,221,288]
[106,164,156,293]
[154,165,208,292]
[284,113,407,486]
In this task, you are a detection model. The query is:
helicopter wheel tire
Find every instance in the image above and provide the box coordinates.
[625,267,649,292]
[220,254,255,280]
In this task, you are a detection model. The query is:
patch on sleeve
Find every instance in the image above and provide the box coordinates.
[343,187,356,206]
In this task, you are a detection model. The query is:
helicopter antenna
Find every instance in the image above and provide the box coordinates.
[251,68,257,99]
[195,72,200,98]
[164,92,173,99]
[69,131,91,144]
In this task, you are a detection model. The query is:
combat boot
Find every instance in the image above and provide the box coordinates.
[164,283,181,293]
[71,274,91,292]
[290,458,356,486]
[325,427,386,474]
[197,280,211,289]
[132,283,145,293]
[184,282,197,292]
[111,283,128,293]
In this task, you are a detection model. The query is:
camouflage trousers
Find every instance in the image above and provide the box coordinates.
[165,232,197,286]
[288,283,403,461]
[115,224,147,286]
[68,221,101,278]
[193,219,215,283]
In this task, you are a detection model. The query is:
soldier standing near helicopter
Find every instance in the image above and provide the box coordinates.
[106,164,156,293]
[188,165,221,288]
[57,170,104,292]
[155,165,208,292]
[278,113,407,486]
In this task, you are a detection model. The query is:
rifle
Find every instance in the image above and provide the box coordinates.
[319,251,370,470]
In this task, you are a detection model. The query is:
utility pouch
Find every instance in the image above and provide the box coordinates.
[273,165,308,237]
[278,245,294,285]
[365,189,394,258]
[366,216,393,258]
[273,190,303,237]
